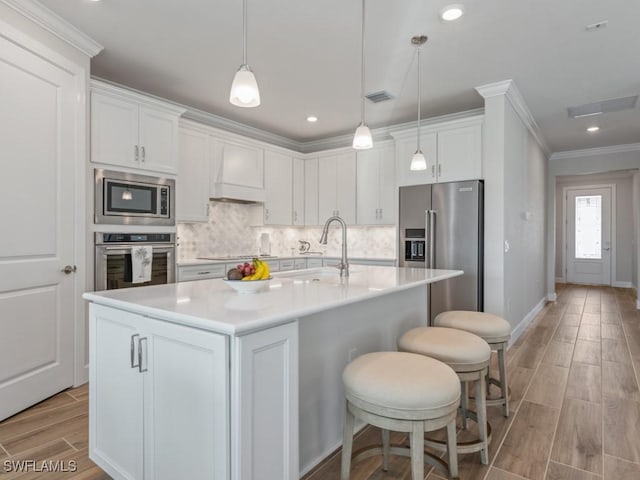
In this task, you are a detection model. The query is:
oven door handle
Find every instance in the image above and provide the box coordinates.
[102,245,175,251]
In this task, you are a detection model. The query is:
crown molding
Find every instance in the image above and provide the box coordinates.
[549,143,640,161]
[1,0,103,57]
[476,79,550,157]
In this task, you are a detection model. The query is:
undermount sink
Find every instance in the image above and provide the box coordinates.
[277,267,360,282]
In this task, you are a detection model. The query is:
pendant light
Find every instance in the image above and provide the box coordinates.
[229,0,260,107]
[410,35,428,171]
[352,0,373,150]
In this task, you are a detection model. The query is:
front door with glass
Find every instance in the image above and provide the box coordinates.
[566,187,612,285]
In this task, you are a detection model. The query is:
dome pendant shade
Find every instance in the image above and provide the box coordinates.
[410,150,427,171]
[229,64,260,107]
[353,122,373,150]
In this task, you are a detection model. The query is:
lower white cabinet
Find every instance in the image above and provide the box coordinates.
[279,259,295,271]
[89,304,229,480]
[177,264,227,281]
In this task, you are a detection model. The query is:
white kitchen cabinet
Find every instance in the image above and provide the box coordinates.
[91,81,184,175]
[393,116,483,186]
[356,144,396,225]
[304,158,319,226]
[177,263,227,282]
[306,258,323,269]
[89,304,229,480]
[177,124,211,222]
[318,152,356,224]
[294,258,307,270]
[263,151,293,225]
[394,133,438,186]
[292,158,305,226]
[436,124,482,183]
[279,259,295,271]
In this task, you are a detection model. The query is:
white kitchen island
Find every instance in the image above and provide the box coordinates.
[83,266,462,480]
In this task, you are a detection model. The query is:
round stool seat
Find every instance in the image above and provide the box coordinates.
[398,327,491,372]
[343,351,460,420]
[434,311,511,343]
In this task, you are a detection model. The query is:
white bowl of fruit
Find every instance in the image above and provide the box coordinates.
[222,259,272,294]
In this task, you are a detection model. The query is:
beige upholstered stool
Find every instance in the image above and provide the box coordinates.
[398,327,492,464]
[341,352,460,480]
[434,311,512,417]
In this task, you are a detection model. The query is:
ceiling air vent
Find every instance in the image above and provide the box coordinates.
[365,91,394,103]
[568,95,638,118]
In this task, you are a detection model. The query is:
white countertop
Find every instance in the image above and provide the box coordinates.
[83,266,462,336]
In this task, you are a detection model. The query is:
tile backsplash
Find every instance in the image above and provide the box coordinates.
[177,201,397,261]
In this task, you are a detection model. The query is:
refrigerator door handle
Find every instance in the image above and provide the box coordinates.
[426,210,436,268]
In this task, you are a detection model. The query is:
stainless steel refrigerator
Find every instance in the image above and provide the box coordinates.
[399,181,484,319]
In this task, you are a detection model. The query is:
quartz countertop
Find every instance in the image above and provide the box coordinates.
[83,266,462,336]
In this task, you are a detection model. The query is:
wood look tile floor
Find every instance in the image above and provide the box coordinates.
[1,285,639,479]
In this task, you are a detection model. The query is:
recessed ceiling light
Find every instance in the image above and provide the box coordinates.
[587,126,600,133]
[306,116,318,123]
[440,4,465,21]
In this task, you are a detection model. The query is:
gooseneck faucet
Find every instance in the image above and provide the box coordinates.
[319,215,349,277]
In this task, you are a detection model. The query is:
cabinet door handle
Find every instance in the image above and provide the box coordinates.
[130,334,140,368]
[265,208,269,220]
[141,146,146,162]
[135,145,139,162]
[438,164,441,177]
[294,211,298,222]
[379,208,383,220]
[138,337,148,373]
[431,164,435,178]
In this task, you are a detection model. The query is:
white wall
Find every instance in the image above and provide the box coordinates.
[554,172,634,286]
[480,84,548,333]
[546,148,640,296]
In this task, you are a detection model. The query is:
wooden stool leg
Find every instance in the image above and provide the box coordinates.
[460,381,468,429]
[476,369,489,464]
[341,402,355,480]
[446,418,458,479]
[498,342,509,417]
[410,421,424,480]
[381,429,390,471]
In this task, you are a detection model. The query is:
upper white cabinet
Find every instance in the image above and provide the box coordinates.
[292,158,305,226]
[356,143,396,225]
[91,81,185,175]
[304,158,319,226]
[436,124,482,183]
[393,116,483,187]
[263,150,293,225]
[177,122,211,223]
[318,152,356,224]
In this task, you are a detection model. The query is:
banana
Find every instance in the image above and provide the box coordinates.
[259,260,270,279]
[243,259,265,281]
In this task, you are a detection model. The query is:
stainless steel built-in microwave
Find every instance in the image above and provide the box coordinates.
[95,169,175,226]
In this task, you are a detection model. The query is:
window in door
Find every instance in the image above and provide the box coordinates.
[575,195,602,260]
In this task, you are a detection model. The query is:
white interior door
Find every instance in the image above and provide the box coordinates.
[0,34,77,420]
[566,187,612,285]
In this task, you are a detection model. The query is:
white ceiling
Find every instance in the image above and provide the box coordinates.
[41,0,640,153]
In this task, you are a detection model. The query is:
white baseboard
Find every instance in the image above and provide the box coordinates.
[74,363,89,387]
[613,281,633,288]
[547,292,557,302]
[555,277,565,284]
[299,422,367,477]
[509,297,547,347]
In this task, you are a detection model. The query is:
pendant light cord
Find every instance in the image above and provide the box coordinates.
[360,0,366,124]
[416,45,421,151]
[242,0,247,65]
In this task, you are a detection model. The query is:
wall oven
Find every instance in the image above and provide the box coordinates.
[95,169,175,226]
[95,233,175,291]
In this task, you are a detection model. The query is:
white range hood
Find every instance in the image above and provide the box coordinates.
[210,142,266,204]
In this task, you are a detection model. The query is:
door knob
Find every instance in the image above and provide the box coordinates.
[62,265,77,274]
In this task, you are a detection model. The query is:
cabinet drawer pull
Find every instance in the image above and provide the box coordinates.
[135,145,139,162]
[431,165,435,177]
[197,271,212,275]
[138,337,148,373]
[438,164,441,176]
[130,334,140,368]
[141,146,146,162]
